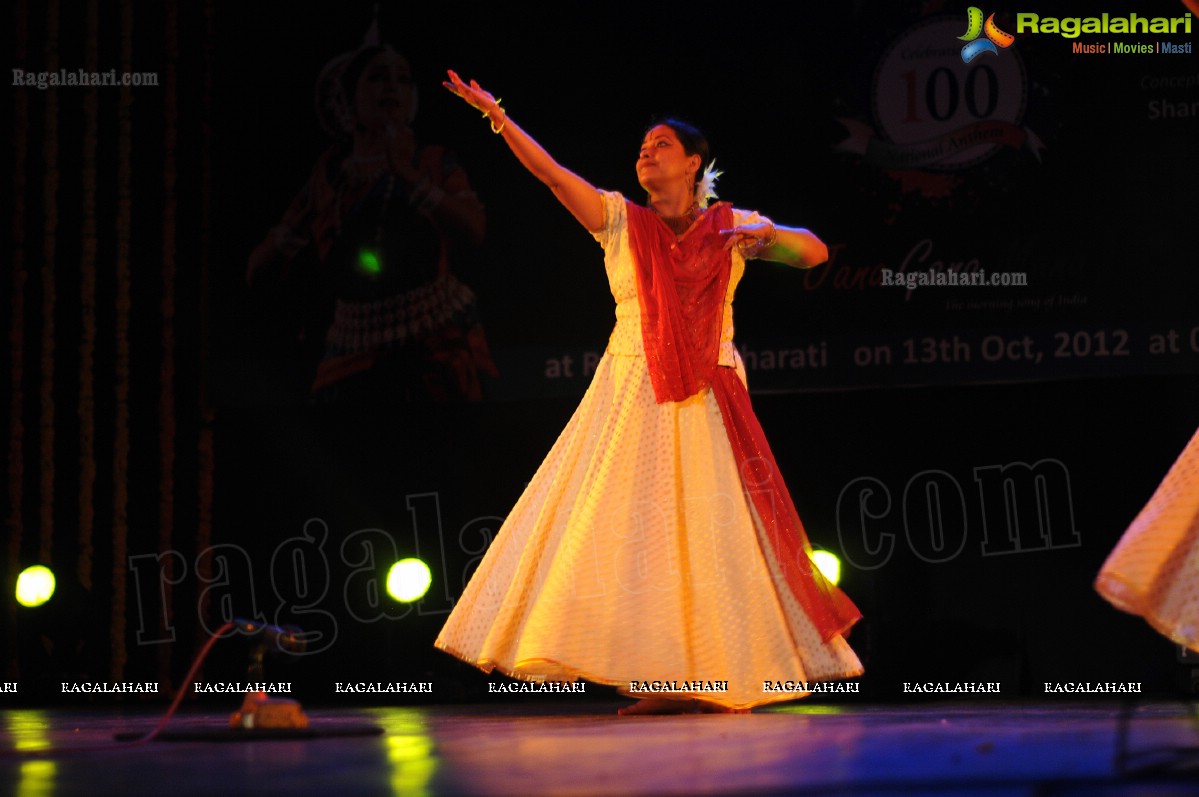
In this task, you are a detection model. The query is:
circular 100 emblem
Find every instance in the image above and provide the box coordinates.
[872,16,1026,170]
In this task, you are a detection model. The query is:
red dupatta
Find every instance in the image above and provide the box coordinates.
[626,199,861,643]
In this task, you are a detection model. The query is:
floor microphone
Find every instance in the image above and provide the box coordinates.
[232,617,308,654]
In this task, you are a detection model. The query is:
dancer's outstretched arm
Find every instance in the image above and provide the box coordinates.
[444,70,604,233]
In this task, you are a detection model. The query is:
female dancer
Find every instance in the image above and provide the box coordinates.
[434,70,862,712]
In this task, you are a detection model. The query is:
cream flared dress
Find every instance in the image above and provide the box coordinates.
[1096,427,1199,651]
[434,192,862,708]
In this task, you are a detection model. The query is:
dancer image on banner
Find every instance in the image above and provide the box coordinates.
[247,45,497,403]
[1096,427,1199,652]
[433,71,863,714]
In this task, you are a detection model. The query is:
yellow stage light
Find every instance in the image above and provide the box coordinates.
[812,550,842,586]
[387,559,432,603]
[16,565,56,608]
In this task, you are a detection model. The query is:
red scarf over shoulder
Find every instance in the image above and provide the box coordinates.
[626,199,860,643]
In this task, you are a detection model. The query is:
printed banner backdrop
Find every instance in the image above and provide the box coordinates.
[4,0,1197,702]
[212,0,1199,404]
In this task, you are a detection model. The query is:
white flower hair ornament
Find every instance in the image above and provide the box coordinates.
[695,160,722,209]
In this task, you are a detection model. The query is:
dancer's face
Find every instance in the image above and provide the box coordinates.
[353,51,415,133]
[636,124,700,194]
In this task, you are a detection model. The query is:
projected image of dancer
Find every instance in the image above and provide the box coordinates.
[247,47,497,403]
[434,70,862,714]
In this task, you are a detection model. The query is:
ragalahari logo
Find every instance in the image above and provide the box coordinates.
[958,7,1015,62]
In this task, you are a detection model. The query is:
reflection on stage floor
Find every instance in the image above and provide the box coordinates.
[3,701,1198,796]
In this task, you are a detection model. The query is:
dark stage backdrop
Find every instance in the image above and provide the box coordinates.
[4,0,1198,704]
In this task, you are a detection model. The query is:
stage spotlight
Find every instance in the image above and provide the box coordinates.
[387,558,432,603]
[15,565,56,608]
[812,550,842,586]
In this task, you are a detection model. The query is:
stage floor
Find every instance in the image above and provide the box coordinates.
[3,701,1198,795]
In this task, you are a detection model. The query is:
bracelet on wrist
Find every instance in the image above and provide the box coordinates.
[737,224,778,259]
[761,224,778,249]
[484,98,506,134]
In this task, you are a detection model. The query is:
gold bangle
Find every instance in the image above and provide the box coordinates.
[762,225,778,249]
[486,98,506,133]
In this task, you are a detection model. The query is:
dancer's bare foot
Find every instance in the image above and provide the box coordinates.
[694,700,750,714]
[618,698,749,715]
